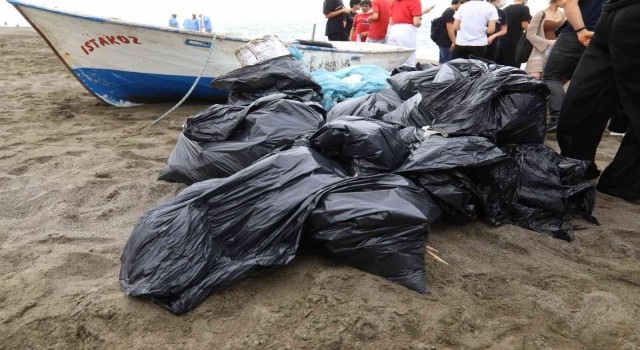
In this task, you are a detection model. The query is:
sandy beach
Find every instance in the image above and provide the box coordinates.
[1,27,639,349]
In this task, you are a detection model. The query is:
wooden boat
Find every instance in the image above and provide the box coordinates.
[8,0,415,106]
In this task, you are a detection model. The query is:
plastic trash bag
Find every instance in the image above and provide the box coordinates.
[311,116,409,175]
[382,93,433,128]
[122,147,440,314]
[311,65,390,110]
[387,66,440,100]
[395,136,508,174]
[417,59,549,145]
[182,104,246,142]
[122,147,349,315]
[390,62,436,76]
[212,56,323,106]
[304,174,442,294]
[326,89,403,122]
[159,94,325,184]
[397,137,597,240]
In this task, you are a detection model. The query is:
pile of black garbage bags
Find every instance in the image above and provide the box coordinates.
[120,56,597,315]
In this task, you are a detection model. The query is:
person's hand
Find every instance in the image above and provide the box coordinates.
[547,39,556,47]
[577,30,593,46]
[449,43,455,52]
[488,35,495,45]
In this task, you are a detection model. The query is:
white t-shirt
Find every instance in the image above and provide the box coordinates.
[453,0,499,46]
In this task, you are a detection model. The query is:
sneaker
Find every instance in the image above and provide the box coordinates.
[609,131,626,137]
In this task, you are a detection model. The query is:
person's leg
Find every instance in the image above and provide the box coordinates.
[500,38,517,67]
[469,46,487,59]
[543,33,586,131]
[557,16,617,178]
[608,109,627,134]
[452,45,467,60]
[597,4,640,200]
[484,46,498,62]
[439,46,452,64]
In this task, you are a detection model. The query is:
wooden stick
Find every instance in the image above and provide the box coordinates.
[427,250,449,266]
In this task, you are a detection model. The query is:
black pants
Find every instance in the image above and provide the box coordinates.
[484,45,500,63]
[558,2,640,200]
[328,32,348,41]
[452,45,487,60]
[498,37,519,67]
[608,109,628,133]
[543,33,586,119]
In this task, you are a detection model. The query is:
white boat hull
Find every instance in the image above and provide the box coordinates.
[9,0,414,106]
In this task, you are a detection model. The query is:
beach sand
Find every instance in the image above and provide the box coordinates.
[1,27,639,349]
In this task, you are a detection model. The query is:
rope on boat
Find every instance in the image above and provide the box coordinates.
[142,32,218,130]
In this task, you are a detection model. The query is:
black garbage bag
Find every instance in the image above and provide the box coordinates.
[417,59,549,145]
[387,66,440,100]
[311,116,409,175]
[494,144,597,240]
[326,89,403,122]
[159,94,325,184]
[382,93,433,128]
[182,104,246,142]
[212,56,323,105]
[415,171,483,224]
[122,147,350,315]
[390,62,436,76]
[304,174,442,294]
[395,136,508,173]
[121,147,440,314]
[398,138,596,240]
[395,136,509,224]
[494,92,547,145]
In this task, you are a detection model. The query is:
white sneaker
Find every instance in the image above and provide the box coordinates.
[609,131,626,137]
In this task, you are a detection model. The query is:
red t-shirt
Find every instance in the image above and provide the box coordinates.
[351,12,373,41]
[368,0,391,40]
[391,0,422,25]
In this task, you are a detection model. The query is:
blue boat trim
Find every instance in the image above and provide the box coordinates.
[72,68,228,106]
[185,39,212,48]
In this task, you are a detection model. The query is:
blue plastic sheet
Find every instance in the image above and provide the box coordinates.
[311,65,390,110]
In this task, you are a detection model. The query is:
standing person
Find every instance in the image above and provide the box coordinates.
[191,14,200,31]
[556,0,640,200]
[345,0,362,39]
[199,14,212,33]
[524,0,566,78]
[366,0,392,43]
[501,0,532,67]
[485,0,508,62]
[182,16,193,30]
[543,0,604,131]
[451,0,498,59]
[168,14,179,28]
[351,0,373,41]
[435,0,462,64]
[324,0,351,41]
[387,0,423,66]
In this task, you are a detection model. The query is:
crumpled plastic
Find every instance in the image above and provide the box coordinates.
[381,93,433,128]
[387,66,440,101]
[396,136,596,240]
[417,59,549,145]
[121,147,440,314]
[311,116,409,175]
[326,89,403,122]
[159,94,325,184]
[212,55,323,106]
[311,65,391,110]
[304,174,442,294]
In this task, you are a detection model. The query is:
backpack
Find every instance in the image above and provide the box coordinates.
[430,16,444,43]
